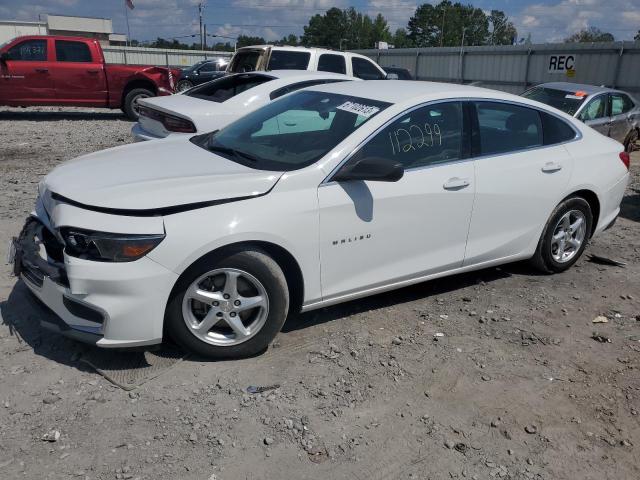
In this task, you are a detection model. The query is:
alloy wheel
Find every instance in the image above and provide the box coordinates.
[181,268,269,346]
[550,209,587,264]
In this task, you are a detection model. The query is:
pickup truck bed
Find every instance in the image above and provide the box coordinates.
[0,35,179,119]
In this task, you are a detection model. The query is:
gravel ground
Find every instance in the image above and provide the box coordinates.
[0,106,639,480]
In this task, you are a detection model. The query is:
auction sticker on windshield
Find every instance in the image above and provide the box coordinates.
[337,101,380,118]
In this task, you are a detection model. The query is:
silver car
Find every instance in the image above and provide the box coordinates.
[522,82,639,152]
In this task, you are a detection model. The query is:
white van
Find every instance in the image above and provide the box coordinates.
[227,45,387,80]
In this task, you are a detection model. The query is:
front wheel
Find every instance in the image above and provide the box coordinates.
[530,197,593,273]
[165,249,289,359]
[176,80,194,92]
[123,88,153,121]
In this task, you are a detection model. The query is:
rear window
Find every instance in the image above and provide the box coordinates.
[521,86,587,116]
[186,74,273,103]
[268,51,310,70]
[269,79,349,100]
[55,40,92,63]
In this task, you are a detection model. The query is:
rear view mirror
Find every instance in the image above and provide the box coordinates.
[333,156,404,183]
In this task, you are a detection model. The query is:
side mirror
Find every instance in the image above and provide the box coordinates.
[333,156,404,183]
[386,72,399,80]
[0,52,9,63]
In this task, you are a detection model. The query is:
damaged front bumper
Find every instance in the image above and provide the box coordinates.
[11,211,178,348]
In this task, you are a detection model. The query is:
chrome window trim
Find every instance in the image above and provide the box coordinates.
[321,97,582,185]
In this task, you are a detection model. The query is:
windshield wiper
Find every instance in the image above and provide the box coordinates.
[208,144,260,163]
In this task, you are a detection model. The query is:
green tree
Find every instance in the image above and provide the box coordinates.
[564,26,614,43]
[407,1,489,48]
[392,28,414,48]
[488,10,517,45]
[278,34,299,46]
[301,7,391,50]
[236,35,267,48]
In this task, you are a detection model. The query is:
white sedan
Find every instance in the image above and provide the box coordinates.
[131,70,357,141]
[12,81,629,358]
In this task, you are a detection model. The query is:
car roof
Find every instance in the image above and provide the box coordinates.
[245,70,355,81]
[305,80,529,105]
[533,82,619,95]
[235,44,371,59]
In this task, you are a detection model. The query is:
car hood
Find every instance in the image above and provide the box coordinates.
[42,137,283,213]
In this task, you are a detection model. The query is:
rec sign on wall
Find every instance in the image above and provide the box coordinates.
[548,54,577,73]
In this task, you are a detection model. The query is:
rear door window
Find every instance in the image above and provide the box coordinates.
[475,102,543,155]
[55,40,92,62]
[267,51,311,70]
[318,54,346,74]
[540,112,577,145]
[7,39,47,61]
[610,93,634,116]
[351,57,385,80]
[186,74,274,103]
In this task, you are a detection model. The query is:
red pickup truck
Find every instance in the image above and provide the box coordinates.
[0,35,179,120]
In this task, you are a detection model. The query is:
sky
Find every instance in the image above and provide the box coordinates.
[0,0,638,45]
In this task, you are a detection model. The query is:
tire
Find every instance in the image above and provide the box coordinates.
[122,88,153,121]
[530,196,593,274]
[165,249,289,359]
[624,129,638,153]
[176,80,194,92]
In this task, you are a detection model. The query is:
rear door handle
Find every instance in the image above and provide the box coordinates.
[35,68,48,73]
[541,162,562,173]
[87,69,99,74]
[443,177,470,190]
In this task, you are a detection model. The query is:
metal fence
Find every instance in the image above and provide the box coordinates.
[352,41,640,95]
[102,45,232,68]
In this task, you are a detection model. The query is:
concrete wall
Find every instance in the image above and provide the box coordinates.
[352,42,640,95]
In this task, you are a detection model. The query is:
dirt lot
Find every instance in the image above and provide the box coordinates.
[0,106,639,480]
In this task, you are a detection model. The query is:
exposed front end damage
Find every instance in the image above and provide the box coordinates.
[10,193,178,348]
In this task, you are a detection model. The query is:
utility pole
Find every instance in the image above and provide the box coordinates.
[198,2,205,50]
[440,6,446,47]
[203,24,207,50]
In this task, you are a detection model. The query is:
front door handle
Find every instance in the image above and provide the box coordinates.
[541,162,562,173]
[35,68,48,73]
[443,177,470,190]
[86,69,99,74]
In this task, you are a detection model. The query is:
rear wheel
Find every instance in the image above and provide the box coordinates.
[165,249,289,359]
[123,88,153,121]
[530,197,592,273]
[176,80,194,92]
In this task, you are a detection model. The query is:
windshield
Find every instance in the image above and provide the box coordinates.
[193,90,391,171]
[521,86,587,116]
[185,73,273,103]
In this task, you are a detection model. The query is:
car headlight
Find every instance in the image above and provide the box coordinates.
[60,228,165,262]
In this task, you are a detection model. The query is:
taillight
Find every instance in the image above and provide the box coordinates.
[138,106,196,133]
[619,151,630,170]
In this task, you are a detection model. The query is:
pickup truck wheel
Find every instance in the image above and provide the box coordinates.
[123,88,153,121]
[176,80,194,92]
[165,249,289,359]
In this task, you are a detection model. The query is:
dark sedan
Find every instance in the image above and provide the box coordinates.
[176,58,229,92]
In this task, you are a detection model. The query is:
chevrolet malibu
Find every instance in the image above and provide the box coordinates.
[10,81,630,359]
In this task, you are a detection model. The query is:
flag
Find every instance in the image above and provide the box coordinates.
[125,0,135,10]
